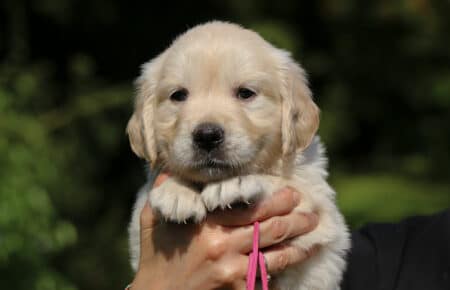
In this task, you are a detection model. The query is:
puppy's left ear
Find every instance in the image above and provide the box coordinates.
[126,53,166,167]
[280,57,320,156]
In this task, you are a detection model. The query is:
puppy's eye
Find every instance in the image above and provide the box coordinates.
[236,87,256,100]
[170,89,189,102]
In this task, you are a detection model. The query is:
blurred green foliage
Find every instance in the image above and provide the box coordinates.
[0,0,449,289]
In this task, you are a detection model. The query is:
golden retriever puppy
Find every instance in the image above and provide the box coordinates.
[127,21,350,290]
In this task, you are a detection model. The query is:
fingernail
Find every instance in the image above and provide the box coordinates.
[309,212,319,225]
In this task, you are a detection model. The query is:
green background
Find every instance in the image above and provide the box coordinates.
[1,0,449,289]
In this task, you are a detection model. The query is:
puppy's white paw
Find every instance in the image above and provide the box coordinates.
[149,178,206,223]
[201,175,269,211]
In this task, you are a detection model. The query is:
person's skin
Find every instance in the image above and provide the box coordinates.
[130,173,319,290]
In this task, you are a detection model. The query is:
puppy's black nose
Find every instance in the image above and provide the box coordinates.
[192,123,224,151]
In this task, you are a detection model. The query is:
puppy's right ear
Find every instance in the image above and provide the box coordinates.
[126,53,166,166]
[278,52,320,157]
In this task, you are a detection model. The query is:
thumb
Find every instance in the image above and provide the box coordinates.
[154,172,170,187]
[140,201,158,230]
[140,172,171,229]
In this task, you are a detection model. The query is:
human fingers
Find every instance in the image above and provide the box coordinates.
[258,212,319,249]
[215,279,247,290]
[228,211,318,253]
[139,201,158,230]
[140,172,170,228]
[139,172,169,229]
[209,255,249,289]
[153,172,170,187]
[263,243,321,274]
[208,187,300,226]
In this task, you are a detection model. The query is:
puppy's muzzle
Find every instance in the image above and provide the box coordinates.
[192,122,224,152]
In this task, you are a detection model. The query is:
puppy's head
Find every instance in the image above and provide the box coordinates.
[127,22,319,182]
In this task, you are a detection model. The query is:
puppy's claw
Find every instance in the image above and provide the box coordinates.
[201,175,268,212]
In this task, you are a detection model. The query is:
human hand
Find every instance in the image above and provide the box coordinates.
[130,173,319,290]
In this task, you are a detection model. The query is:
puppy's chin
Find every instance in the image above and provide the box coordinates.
[188,168,235,183]
[172,161,247,183]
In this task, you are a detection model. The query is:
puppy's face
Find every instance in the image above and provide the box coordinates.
[127,22,319,183]
[154,34,284,182]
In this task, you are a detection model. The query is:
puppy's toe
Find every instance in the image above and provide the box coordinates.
[201,175,267,211]
[150,185,206,223]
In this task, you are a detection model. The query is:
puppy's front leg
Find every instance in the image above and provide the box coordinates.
[150,177,206,223]
[201,175,279,211]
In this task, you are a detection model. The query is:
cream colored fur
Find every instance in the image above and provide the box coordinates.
[127,21,350,290]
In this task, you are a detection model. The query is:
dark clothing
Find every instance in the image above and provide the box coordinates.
[341,209,450,290]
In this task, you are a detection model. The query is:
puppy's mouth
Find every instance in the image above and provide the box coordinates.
[186,155,247,182]
[191,157,234,170]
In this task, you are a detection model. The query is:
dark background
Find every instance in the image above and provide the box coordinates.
[1,1,449,289]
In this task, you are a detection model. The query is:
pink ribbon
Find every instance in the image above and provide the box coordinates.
[246,221,269,290]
